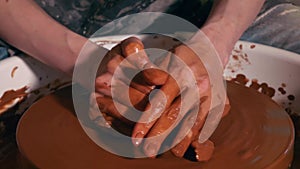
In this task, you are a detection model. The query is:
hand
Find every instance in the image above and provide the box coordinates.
[89,35,230,160]
[131,34,230,159]
[89,37,169,132]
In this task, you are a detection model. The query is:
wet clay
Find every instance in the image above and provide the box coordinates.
[11,66,18,78]
[16,82,294,169]
[231,74,275,98]
[0,87,27,114]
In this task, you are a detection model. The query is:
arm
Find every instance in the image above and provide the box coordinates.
[201,0,265,65]
[0,0,87,75]
[132,0,266,157]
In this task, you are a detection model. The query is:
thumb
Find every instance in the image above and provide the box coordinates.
[121,37,169,85]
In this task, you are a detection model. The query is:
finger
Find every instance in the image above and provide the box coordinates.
[95,95,134,125]
[89,92,112,128]
[97,44,123,76]
[111,78,148,111]
[95,71,148,111]
[121,37,169,85]
[155,76,180,109]
[131,72,155,94]
[142,50,172,85]
[89,93,135,135]
[131,76,180,146]
[106,51,126,74]
[95,72,113,96]
[142,98,183,157]
[131,75,208,146]
[105,42,155,94]
[191,139,214,162]
[106,53,154,94]
[171,95,211,157]
[95,44,123,96]
[171,95,230,157]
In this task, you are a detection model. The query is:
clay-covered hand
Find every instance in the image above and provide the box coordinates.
[89,37,168,131]
[89,36,230,160]
[131,41,229,159]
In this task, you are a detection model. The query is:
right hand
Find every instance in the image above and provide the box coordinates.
[131,41,230,158]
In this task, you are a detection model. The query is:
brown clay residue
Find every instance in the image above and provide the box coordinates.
[232,76,295,115]
[30,79,71,96]
[249,81,276,98]
[225,45,251,73]
[260,83,275,98]
[232,55,239,61]
[277,83,296,115]
[278,87,287,95]
[249,79,260,90]
[278,83,288,95]
[0,86,28,114]
[288,95,295,101]
[231,74,249,85]
[11,66,18,78]
[231,74,275,98]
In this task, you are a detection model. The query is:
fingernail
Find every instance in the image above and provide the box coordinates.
[133,138,143,146]
[172,144,184,157]
[144,143,158,157]
[133,131,145,146]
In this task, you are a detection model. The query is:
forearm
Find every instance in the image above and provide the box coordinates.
[0,0,87,75]
[201,0,265,65]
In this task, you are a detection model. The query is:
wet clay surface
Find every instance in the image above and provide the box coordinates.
[15,82,294,169]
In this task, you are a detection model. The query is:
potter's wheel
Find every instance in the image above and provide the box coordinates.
[16,82,294,169]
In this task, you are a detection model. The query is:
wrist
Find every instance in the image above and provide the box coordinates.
[64,32,87,75]
[201,20,238,66]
